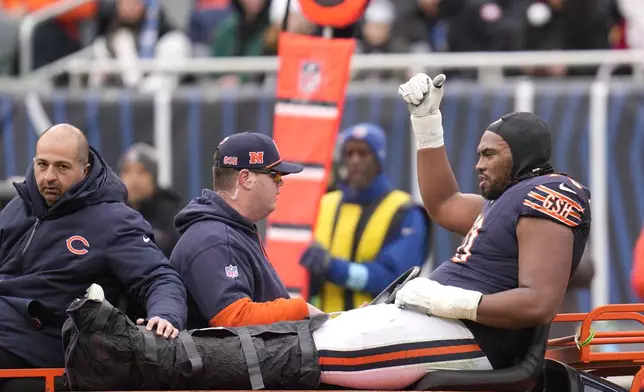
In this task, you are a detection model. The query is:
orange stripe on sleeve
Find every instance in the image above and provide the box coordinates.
[209,297,309,328]
[522,200,577,227]
[527,191,546,202]
[526,191,579,220]
[536,185,584,212]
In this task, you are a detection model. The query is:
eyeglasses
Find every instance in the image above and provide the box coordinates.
[247,169,283,185]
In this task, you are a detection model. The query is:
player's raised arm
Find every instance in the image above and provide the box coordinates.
[399,74,484,236]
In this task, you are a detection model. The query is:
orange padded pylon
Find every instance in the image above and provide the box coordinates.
[265,32,355,300]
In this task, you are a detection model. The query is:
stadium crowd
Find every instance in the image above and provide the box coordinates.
[0,0,641,87]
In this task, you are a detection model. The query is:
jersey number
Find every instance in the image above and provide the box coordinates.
[451,215,484,263]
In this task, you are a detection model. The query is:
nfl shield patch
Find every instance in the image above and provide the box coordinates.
[298,60,321,95]
[225,265,239,279]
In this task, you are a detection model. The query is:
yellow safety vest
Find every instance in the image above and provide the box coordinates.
[312,189,412,313]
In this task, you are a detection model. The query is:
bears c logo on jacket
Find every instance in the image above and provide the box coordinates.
[298,0,369,27]
[66,235,90,255]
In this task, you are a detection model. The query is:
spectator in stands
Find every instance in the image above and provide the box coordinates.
[354,0,409,81]
[263,0,316,56]
[89,0,192,91]
[118,143,182,258]
[616,0,644,50]
[391,0,440,54]
[171,132,323,329]
[188,0,232,57]
[0,123,186,371]
[519,0,614,76]
[299,123,430,313]
[393,0,523,79]
[443,0,523,54]
[387,0,449,80]
[0,0,96,75]
[210,0,271,86]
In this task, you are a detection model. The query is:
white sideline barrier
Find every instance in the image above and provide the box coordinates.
[13,49,644,86]
[44,49,644,80]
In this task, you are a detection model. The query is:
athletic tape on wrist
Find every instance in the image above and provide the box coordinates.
[411,113,444,149]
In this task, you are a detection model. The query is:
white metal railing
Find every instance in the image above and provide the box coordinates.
[18,0,95,76]
[57,49,644,76]
[589,81,610,317]
[16,48,644,87]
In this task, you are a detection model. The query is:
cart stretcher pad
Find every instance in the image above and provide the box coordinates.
[61,297,327,391]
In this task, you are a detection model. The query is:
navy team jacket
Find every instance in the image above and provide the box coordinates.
[0,147,187,367]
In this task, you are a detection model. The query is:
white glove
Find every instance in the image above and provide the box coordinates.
[398,73,446,150]
[395,277,483,321]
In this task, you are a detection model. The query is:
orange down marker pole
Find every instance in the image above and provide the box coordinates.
[264,31,355,299]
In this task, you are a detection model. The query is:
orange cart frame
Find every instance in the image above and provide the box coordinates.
[547,304,644,392]
[0,368,64,392]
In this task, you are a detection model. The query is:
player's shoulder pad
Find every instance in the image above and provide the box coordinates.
[519,174,590,228]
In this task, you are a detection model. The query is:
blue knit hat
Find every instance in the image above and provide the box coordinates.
[338,123,387,168]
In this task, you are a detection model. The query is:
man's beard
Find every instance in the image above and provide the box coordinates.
[481,178,512,200]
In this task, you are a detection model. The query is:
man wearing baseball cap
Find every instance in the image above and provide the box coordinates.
[170,132,323,329]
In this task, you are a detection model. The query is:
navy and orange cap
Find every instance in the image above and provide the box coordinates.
[214,132,303,175]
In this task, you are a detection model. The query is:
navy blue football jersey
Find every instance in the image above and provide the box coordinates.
[430,174,591,369]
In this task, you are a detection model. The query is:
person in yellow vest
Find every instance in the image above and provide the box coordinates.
[299,123,431,313]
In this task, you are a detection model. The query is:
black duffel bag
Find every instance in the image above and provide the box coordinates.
[62,290,327,391]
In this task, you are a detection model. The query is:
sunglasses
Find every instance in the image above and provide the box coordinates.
[215,162,284,185]
[247,169,283,184]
